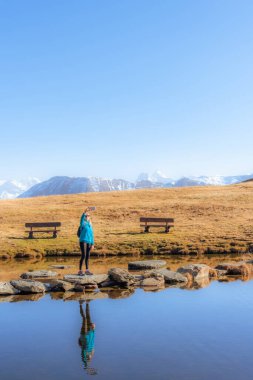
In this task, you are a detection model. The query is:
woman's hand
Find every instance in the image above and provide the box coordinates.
[90,245,94,251]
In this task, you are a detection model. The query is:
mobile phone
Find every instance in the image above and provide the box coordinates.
[89,206,96,211]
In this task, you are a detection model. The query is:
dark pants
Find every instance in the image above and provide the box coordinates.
[79,242,91,270]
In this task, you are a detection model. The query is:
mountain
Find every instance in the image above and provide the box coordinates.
[0,178,41,199]
[19,176,134,198]
[4,172,253,199]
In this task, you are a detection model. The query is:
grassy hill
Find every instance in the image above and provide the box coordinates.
[1,182,253,258]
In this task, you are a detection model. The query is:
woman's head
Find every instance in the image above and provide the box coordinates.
[85,213,91,222]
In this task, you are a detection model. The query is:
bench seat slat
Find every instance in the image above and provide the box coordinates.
[25,230,61,233]
[140,218,174,223]
[25,222,61,228]
[140,224,173,228]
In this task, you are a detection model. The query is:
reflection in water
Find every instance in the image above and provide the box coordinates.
[79,301,97,376]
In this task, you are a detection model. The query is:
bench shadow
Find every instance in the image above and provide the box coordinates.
[109,231,168,236]
[9,236,57,240]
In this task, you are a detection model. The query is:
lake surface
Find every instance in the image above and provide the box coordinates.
[1,279,253,380]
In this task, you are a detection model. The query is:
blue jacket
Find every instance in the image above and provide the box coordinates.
[79,214,94,244]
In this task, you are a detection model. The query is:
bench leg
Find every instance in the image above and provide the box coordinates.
[165,226,170,233]
[28,231,34,239]
[53,231,57,238]
[144,226,150,233]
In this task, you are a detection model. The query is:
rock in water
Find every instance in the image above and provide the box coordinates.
[153,269,188,284]
[215,262,250,276]
[128,260,166,270]
[21,270,58,279]
[10,280,46,294]
[0,282,20,295]
[45,280,74,292]
[63,274,108,285]
[177,264,210,281]
[108,268,135,287]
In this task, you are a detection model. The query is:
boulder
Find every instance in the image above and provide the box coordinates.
[140,277,164,288]
[99,279,119,288]
[153,269,188,284]
[63,274,109,285]
[215,263,249,276]
[108,268,135,287]
[11,280,46,294]
[0,282,20,295]
[21,270,58,279]
[177,264,210,281]
[45,280,74,292]
[128,260,166,270]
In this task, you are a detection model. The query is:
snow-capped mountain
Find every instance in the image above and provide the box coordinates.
[0,178,41,199]
[19,176,134,198]
[1,171,252,199]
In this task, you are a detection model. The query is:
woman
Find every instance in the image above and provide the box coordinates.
[78,209,94,275]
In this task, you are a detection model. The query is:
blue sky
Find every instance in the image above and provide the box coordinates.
[0,0,252,181]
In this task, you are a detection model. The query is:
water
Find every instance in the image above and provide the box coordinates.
[1,279,253,380]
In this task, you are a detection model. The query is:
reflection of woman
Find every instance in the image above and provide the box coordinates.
[78,301,97,375]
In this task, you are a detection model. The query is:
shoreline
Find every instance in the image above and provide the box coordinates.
[1,259,253,302]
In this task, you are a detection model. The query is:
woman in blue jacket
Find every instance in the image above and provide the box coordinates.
[78,211,94,275]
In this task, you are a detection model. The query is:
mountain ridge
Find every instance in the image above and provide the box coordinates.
[18,172,253,199]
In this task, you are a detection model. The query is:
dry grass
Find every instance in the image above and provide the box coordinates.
[0,182,253,258]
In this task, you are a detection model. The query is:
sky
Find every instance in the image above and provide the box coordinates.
[0,0,252,181]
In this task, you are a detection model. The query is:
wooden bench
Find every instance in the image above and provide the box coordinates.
[25,222,61,239]
[140,217,174,233]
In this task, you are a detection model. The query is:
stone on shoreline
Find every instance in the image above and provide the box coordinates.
[0,282,20,295]
[21,270,58,279]
[177,264,210,281]
[153,269,188,284]
[49,265,74,269]
[128,260,166,270]
[140,276,164,288]
[108,268,135,287]
[215,262,249,276]
[63,274,108,285]
[45,280,74,292]
[11,280,46,294]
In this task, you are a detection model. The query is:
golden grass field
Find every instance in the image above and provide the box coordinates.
[0,181,253,258]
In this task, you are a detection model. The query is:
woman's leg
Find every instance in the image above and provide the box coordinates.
[79,242,87,271]
[85,244,91,270]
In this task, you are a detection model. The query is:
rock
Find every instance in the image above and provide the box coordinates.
[108,268,135,287]
[73,284,86,292]
[215,263,249,276]
[21,270,58,279]
[177,264,210,281]
[11,280,46,294]
[45,280,74,292]
[63,274,109,285]
[49,265,74,269]
[128,260,167,270]
[99,279,119,288]
[0,282,20,295]
[153,269,188,284]
[85,284,98,291]
[140,277,164,288]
